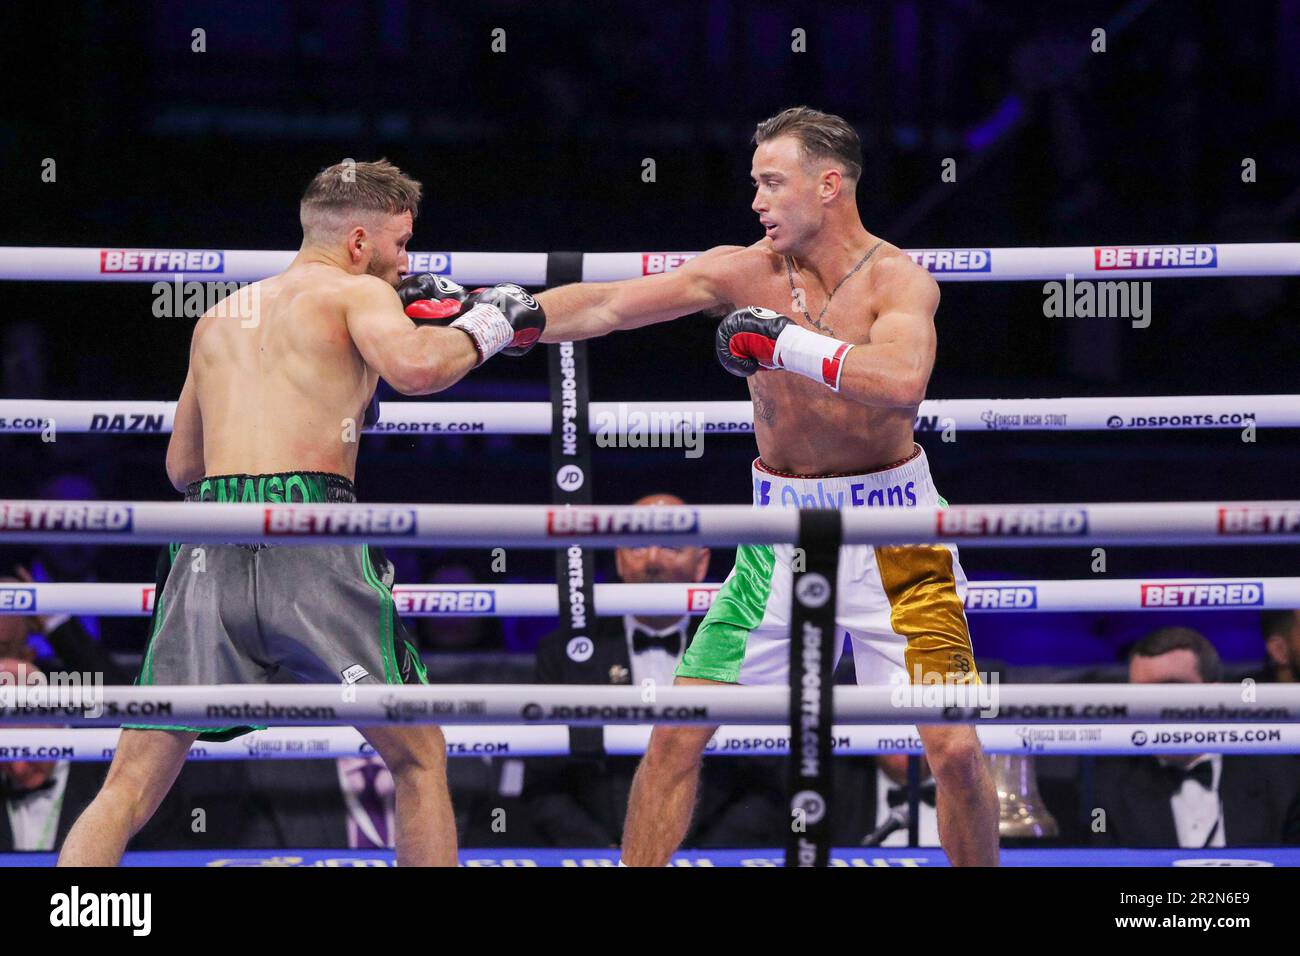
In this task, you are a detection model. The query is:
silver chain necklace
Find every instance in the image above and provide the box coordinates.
[784,239,884,332]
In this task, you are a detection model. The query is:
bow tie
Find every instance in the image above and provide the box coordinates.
[1161,760,1213,792]
[886,782,936,808]
[0,774,58,800]
[631,630,682,656]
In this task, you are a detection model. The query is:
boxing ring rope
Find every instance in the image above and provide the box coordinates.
[4,578,1297,617]
[1,242,1297,283]
[2,722,1297,759]
[1,395,1293,435]
[1,498,1297,547]
[5,247,1293,869]
[1,682,1297,726]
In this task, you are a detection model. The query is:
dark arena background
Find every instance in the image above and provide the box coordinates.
[1,0,1299,901]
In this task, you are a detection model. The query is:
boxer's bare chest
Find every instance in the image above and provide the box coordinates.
[721,251,913,474]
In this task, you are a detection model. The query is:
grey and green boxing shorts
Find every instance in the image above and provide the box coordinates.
[676,446,979,688]
[128,471,427,742]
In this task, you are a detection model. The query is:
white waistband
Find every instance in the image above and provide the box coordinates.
[750,446,937,509]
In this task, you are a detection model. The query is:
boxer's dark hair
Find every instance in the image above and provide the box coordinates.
[1261,609,1299,641]
[753,107,863,183]
[300,159,422,241]
[1129,626,1223,682]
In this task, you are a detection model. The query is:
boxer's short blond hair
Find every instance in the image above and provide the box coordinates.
[300,158,422,241]
[753,107,863,183]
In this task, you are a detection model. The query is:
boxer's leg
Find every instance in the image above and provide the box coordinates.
[357,724,458,867]
[58,729,197,866]
[872,539,999,866]
[262,540,457,865]
[621,678,721,867]
[622,543,788,865]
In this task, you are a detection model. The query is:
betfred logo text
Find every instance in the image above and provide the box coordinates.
[965,586,1037,609]
[687,587,719,612]
[1217,507,1300,535]
[546,508,700,536]
[0,587,35,612]
[393,588,495,614]
[1141,582,1264,607]
[0,503,133,532]
[406,252,452,274]
[1093,245,1217,270]
[263,507,417,536]
[642,253,697,274]
[937,508,1088,536]
[907,249,991,273]
[100,249,224,273]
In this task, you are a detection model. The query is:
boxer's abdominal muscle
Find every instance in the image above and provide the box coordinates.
[728,256,920,476]
[746,371,917,475]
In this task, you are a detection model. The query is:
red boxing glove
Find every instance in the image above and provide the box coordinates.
[396,273,471,323]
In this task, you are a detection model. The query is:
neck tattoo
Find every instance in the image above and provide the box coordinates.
[784,240,884,335]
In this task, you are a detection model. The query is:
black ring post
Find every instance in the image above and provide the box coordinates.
[545,252,601,755]
[786,508,842,867]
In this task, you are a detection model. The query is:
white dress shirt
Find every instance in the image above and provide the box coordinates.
[874,766,941,847]
[6,761,71,851]
[336,755,396,849]
[623,615,689,689]
[1160,753,1225,848]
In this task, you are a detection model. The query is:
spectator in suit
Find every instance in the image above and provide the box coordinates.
[537,494,711,689]
[0,585,35,664]
[1091,626,1300,848]
[0,658,99,852]
[0,657,250,853]
[238,756,402,850]
[1250,609,1300,684]
[239,750,525,850]
[0,567,132,684]
[840,753,941,847]
[528,493,786,848]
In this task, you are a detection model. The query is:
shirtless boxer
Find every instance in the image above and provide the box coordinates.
[58,159,544,866]
[537,107,998,866]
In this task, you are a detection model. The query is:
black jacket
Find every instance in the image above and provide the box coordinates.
[37,616,134,685]
[2,761,253,854]
[1090,755,1300,848]
[528,616,787,848]
[238,757,525,850]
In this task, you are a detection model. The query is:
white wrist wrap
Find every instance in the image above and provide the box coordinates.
[451,303,513,364]
[771,323,854,391]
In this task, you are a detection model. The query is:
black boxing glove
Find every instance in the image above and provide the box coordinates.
[716,306,854,391]
[451,283,546,363]
[397,273,472,323]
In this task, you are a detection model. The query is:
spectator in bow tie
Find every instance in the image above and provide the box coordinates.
[0,659,80,853]
[1089,627,1300,848]
[525,492,785,848]
[867,754,940,847]
[613,494,712,689]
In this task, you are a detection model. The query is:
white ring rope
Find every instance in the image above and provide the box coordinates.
[0,683,1296,726]
[2,722,1296,760]
[0,395,1291,435]
[1,499,1298,547]
[4,578,1296,617]
[1,242,1296,283]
